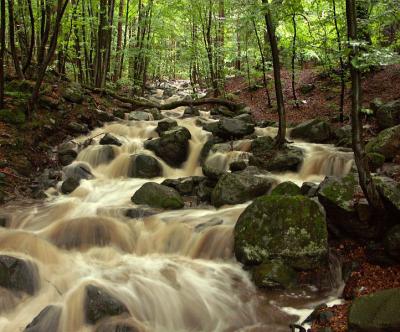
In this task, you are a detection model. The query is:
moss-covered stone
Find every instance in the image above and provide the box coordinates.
[61,82,84,103]
[290,119,332,143]
[234,195,328,270]
[0,109,26,124]
[366,124,400,161]
[367,152,385,171]
[376,99,400,129]
[251,260,297,289]
[374,176,400,217]
[132,182,184,210]
[348,288,400,331]
[271,181,302,196]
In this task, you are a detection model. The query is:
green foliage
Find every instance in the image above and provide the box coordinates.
[0,109,26,125]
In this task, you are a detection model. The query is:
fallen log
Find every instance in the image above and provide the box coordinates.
[86,87,244,111]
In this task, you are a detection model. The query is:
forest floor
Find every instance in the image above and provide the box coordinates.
[1,66,400,331]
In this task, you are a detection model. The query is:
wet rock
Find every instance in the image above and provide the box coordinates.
[199,137,224,166]
[67,122,89,134]
[366,124,400,161]
[24,305,62,332]
[210,106,235,118]
[384,225,400,260]
[112,108,126,119]
[216,118,255,139]
[155,118,177,135]
[85,285,128,324]
[348,288,400,331]
[367,152,385,171]
[145,108,163,120]
[234,195,328,269]
[132,182,184,210]
[202,162,226,181]
[195,218,224,232]
[100,133,122,146]
[95,322,139,332]
[251,259,297,289]
[300,182,319,197]
[317,173,378,238]
[128,111,153,121]
[144,126,191,167]
[229,160,247,172]
[270,181,301,196]
[334,125,352,148]
[374,176,400,218]
[63,162,94,181]
[0,255,40,295]
[61,82,84,103]
[162,176,206,196]
[61,176,81,194]
[95,109,115,122]
[124,207,161,219]
[250,136,304,172]
[302,304,328,325]
[127,154,162,179]
[375,99,400,129]
[290,119,332,143]
[234,113,253,123]
[0,215,9,227]
[211,169,275,207]
[183,106,200,118]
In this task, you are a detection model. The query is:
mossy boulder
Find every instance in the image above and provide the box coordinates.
[367,152,385,171]
[61,82,84,103]
[375,99,400,129]
[234,195,328,270]
[99,133,122,146]
[156,118,177,135]
[374,176,400,218]
[251,260,297,289]
[127,154,162,179]
[216,118,255,139]
[0,109,26,125]
[145,126,191,167]
[290,119,332,143]
[132,182,184,210]
[348,288,400,331]
[271,181,302,196]
[366,124,400,161]
[211,169,275,207]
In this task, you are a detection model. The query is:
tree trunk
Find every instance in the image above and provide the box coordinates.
[262,0,286,146]
[0,0,5,109]
[8,0,24,79]
[346,0,383,213]
[23,0,35,75]
[113,0,124,81]
[333,0,345,123]
[291,14,299,109]
[119,0,130,79]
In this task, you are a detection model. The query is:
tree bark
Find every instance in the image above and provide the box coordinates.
[262,0,286,146]
[23,0,35,74]
[291,14,299,109]
[346,0,383,214]
[113,0,124,81]
[8,0,24,79]
[0,0,5,109]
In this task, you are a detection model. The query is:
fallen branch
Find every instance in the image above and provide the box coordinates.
[86,86,243,111]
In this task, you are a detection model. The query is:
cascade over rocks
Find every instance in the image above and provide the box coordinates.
[132,182,184,210]
[100,133,122,146]
[234,195,328,270]
[127,154,162,179]
[0,255,40,295]
[366,124,400,161]
[63,162,94,181]
[290,119,332,143]
[144,126,191,167]
[85,285,129,324]
[348,288,400,331]
[24,305,62,332]
[61,176,81,194]
[211,167,276,207]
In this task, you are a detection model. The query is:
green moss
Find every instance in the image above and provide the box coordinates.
[270,181,301,196]
[0,109,26,125]
[367,152,385,171]
[252,259,297,289]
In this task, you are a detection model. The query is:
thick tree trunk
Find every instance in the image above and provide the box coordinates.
[0,0,5,109]
[262,0,286,146]
[346,0,383,213]
[8,0,24,79]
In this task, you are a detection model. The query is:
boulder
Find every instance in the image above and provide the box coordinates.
[85,285,128,324]
[132,182,184,210]
[384,225,400,260]
[127,154,162,179]
[367,152,385,171]
[334,125,352,148]
[95,109,115,122]
[155,118,177,135]
[183,107,200,118]
[100,133,122,146]
[67,122,89,134]
[0,255,40,295]
[234,195,328,270]
[24,305,62,332]
[63,162,94,181]
[124,207,162,219]
[144,126,191,167]
[317,173,377,238]
[374,176,400,218]
[61,82,84,103]
[290,119,332,143]
[229,160,248,172]
[216,118,255,139]
[210,106,235,118]
[270,181,302,196]
[61,176,81,194]
[300,182,319,197]
[146,108,163,120]
[211,168,275,207]
[82,145,115,167]
[162,176,206,196]
[348,288,400,331]
[58,148,78,166]
[251,260,297,289]
[366,124,400,161]
[234,113,253,123]
[376,99,400,129]
[128,111,153,121]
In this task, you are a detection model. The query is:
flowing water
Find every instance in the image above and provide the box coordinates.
[0,83,353,332]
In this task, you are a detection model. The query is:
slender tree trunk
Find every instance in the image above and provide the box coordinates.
[8,0,24,79]
[72,0,84,83]
[119,0,130,79]
[23,0,35,74]
[262,0,286,146]
[291,14,299,109]
[252,18,272,108]
[346,0,383,213]
[0,0,5,109]
[333,0,345,123]
[113,0,124,81]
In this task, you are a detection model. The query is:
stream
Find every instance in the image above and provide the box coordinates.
[0,82,354,332]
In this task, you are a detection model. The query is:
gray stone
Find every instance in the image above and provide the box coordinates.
[132,182,184,210]
[100,133,122,146]
[127,154,162,179]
